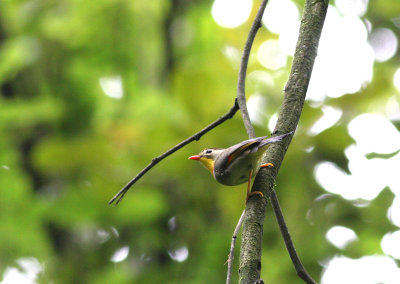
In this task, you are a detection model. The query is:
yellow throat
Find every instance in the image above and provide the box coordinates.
[198,156,215,174]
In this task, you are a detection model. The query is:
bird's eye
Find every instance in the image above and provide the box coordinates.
[205,149,212,154]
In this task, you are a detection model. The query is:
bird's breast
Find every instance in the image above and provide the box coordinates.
[214,161,254,186]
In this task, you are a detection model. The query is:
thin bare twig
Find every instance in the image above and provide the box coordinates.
[226,209,246,284]
[108,99,239,205]
[236,0,269,139]
[226,1,269,283]
[270,191,316,284]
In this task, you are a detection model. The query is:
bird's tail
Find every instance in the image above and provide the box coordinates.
[259,131,294,148]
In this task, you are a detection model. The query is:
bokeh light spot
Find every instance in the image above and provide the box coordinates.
[211,0,253,29]
[268,113,278,133]
[321,255,400,284]
[262,0,299,34]
[257,40,287,70]
[315,113,400,201]
[1,257,43,284]
[309,106,342,135]
[388,196,400,227]
[335,0,369,17]
[168,246,189,263]
[307,7,374,101]
[393,68,400,92]
[348,113,400,154]
[381,231,400,259]
[99,76,123,99]
[369,28,398,62]
[110,246,129,263]
[247,93,268,127]
[326,226,358,249]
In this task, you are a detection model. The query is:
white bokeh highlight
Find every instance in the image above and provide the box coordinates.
[257,40,287,70]
[388,196,400,227]
[262,0,299,34]
[335,0,369,17]
[247,93,268,126]
[1,257,43,284]
[393,68,400,92]
[348,113,400,154]
[99,76,124,99]
[110,246,129,263]
[326,226,358,249]
[369,28,398,62]
[262,0,300,56]
[307,6,374,101]
[381,231,400,259]
[321,255,400,284]
[309,106,342,135]
[314,113,400,201]
[168,246,189,263]
[212,0,253,28]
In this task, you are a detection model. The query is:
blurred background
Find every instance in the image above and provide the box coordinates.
[1,0,400,283]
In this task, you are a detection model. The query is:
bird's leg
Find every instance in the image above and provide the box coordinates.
[245,163,275,203]
[246,169,264,203]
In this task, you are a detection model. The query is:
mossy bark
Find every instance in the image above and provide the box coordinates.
[238,1,329,283]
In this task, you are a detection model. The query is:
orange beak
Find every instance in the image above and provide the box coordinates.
[188,155,201,160]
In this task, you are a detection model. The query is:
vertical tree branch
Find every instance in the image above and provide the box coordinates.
[239,0,329,283]
[237,0,269,139]
[226,2,269,283]
[226,209,246,284]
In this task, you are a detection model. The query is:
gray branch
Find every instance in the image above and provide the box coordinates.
[239,0,329,283]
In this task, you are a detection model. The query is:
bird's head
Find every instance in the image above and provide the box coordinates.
[188,148,224,174]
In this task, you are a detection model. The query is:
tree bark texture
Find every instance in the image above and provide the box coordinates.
[239,1,329,283]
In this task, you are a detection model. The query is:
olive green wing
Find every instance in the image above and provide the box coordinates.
[222,136,267,166]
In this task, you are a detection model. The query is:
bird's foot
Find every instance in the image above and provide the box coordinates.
[260,162,274,168]
[246,191,264,203]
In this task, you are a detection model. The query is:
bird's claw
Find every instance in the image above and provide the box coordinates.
[260,162,274,168]
[246,191,264,203]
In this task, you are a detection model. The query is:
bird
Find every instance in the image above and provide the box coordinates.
[188,131,293,201]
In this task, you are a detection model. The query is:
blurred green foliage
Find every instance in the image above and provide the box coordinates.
[0,0,399,283]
